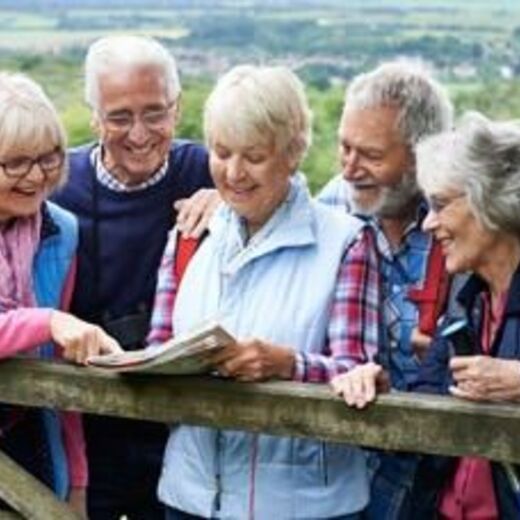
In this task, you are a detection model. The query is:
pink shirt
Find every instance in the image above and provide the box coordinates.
[0,260,87,488]
[439,292,507,520]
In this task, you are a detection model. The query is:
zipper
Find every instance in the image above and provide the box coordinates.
[248,433,259,520]
[321,443,329,486]
[214,430,222,515]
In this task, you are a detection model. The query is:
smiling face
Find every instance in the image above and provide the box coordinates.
[422,189,501,275]
[93,64,176,185]
[0,143,64,222]
[338,105,419,218]
[209,137,294,236]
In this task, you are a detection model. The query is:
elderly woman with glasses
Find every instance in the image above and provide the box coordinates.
[0,72,120,515]
[333,112,520,518]
[147,65,381,519]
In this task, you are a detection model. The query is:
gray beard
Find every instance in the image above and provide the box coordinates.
[350,170,422,219]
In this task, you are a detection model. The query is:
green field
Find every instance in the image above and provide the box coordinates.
[2,1,520,191]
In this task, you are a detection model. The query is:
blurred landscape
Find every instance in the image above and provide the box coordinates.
[1,0,520,190]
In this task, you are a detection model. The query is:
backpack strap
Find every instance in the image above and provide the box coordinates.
[408,239,451,336]
[173,231,206,286]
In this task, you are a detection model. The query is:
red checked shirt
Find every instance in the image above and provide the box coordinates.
[147,226,380,383]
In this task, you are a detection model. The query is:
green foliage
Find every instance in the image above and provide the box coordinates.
[3,55,520,193]
[175,78,211,144]
[452,81,520,120]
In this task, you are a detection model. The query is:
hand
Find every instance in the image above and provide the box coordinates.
[330,362,389,409]
[50,311,122,365]
[411,327,432,361]
[449,355,520,402]
[211,339,295,382]
[67,487,87,518]
[174,188,221,239]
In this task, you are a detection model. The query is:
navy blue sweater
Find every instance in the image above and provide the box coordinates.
[52,140,212,347]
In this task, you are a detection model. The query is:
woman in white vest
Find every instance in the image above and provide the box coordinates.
[152,65,381,519]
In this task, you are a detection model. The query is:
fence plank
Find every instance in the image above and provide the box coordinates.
[0,359,519,463]
[0,450,77,519]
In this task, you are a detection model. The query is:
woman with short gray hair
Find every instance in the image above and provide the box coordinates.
[337,112,520,518]
[411,111,520,519]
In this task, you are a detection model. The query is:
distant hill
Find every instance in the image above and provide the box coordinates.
[2,0,519,9]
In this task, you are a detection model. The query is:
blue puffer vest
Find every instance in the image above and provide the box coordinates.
[12,202,77,500]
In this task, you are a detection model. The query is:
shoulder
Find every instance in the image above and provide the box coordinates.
[67,143,96,172]
[168,139,213,193]
[45,201,77,228]
[312,198,365,237]
[53,145,97,208]
[169,139,209,168]
[316,174,349,209]
[42,201,79,252]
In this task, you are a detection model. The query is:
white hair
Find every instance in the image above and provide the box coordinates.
[345,60,453,148]
[204,65,312,166]
[417,111,520,236]
[0,72,68,188]
[84,35,181,110]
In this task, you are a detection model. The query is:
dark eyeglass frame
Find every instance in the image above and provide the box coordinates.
[0,147,65,179]
[100,100,177,133]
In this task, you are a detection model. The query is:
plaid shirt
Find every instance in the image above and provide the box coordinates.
[147,223,380,383]
[318,174,433,389]
[91,145,168,192]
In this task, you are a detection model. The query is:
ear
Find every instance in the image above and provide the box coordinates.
[288,155,299,173]
[90,113,102,137]
[173,93,182,126]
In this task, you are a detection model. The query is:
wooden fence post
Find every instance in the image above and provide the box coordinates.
[0,450,77,519]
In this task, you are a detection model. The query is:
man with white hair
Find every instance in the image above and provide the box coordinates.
[321,61,454,518]
[53,35,215,519]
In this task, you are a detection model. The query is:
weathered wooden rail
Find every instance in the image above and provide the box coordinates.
[1,358,520,519]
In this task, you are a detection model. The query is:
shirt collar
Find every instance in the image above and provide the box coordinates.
[90,144,169,193]
[457,261,520,316]
[365,197,429,258]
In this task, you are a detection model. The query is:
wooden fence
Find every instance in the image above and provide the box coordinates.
[0,358,519,519]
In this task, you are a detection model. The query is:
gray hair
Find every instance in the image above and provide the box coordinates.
[345,60,453,148]
[417,111,520,236]
[204,65,312,166]
[0,72,68,189]
[84,35,181,110]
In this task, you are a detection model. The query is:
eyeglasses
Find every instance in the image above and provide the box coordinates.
[428,193,465,214]
[0,147,64,179]
[100,101,176,133]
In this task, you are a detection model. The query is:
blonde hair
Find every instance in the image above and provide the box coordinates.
[204,65,312,165]
[85,35,181,110]
[0,72,68,188]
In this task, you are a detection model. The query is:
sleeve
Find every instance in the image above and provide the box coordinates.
[315,175,347,209]
[412,328,453,395]
[293,226,381,383]
[146,230,179,346]
[57,259,88,489]
[0,308,53,358]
